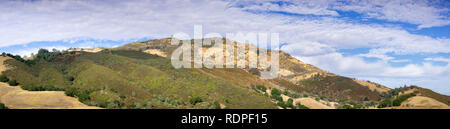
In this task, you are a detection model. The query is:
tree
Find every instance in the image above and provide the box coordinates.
[0,103,8,109]
[377,99,392,108]
[65,87,78,97]
[295,102,309,109]
[286,98,295,109]
[0,75,9,82]
[271,88,281,96]
[342,104,354,109]
[277,101,287,109]
[363,97,369,101]
[8,80,18,86]
[256,85,267,92]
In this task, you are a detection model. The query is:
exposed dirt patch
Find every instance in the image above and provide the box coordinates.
[68,48,104,53]
[278,69,294,76]
[144,49,167,57]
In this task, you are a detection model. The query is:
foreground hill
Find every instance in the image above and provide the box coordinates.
[0,56,99,109]
[1,49,276,109]
[1,37,449,109]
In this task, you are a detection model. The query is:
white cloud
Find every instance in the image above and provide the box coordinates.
[237,0,450,29]
[281,41,335,56]
[334,0,450,29]
[425,57,450,63]
[237,0,339,16]
[390,59,410,63]
[300,52,450,78]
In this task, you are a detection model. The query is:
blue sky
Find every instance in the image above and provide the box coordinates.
[0,0,449,95]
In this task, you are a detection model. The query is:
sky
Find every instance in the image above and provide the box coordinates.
[0,0,449,95]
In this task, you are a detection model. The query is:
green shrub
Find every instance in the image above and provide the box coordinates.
[392,94,415,106]
[0,75,9,82]
[277,101,287,109]
[256,85,267,92]
[287,93,300,98]
[64,87,92,102]
[377,99,392,108]
[295,102,309,109]
[303,94,308,97]
[66,76,75,82]
[21,84,64,91]
[271,95,283,102]
[190,96,203,105]
[0,103,8,109]
[8,80,19,86]
[342,104,354,109]
[315,97,320,101]
[354,104,363,109]
[277,99,295,109]
[286,98,295,109]
[271,88,282,96]
[363,97,369,101]
[214,101,221,109]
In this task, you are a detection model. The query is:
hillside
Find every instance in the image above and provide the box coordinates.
[117,38,387,102]
[1,37,449,109]
[0,56,99,109]
[1,50,276,109]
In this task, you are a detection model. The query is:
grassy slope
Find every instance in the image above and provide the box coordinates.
[119,38,384,103]
[412,86,450,105]
[298,75,381,101]
[2,50,276,109]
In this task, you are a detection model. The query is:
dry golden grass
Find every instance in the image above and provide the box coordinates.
[385,96,450,109]
[394,96,449,109]
[0,83,100,109]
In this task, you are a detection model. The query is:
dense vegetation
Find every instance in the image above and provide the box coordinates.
[0,75,9,82]
[7,80,19,86]
[377,93,416,108]
[2,49,276,109]
[0,103,8,109]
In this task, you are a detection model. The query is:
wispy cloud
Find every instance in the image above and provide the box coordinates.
[425,57,450,63]
[334,0,450,29]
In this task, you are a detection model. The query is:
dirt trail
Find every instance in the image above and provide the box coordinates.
[0,56,100,109]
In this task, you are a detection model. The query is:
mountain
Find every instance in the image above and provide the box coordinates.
[0,37,449,109]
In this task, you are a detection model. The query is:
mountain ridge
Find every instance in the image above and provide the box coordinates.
[0,37,448,109]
